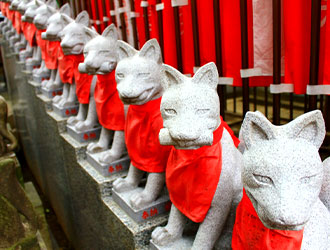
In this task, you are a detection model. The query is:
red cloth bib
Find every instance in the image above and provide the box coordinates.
[232,190,304,250]
[14,12,21,34]
[125,98,171,173]
[23,22,37,47]
[166,121,225,223]
[58,47,75,84]
[7,9,14,22]
[72,54,93,104]
[36,29,47,61]
[44,40,59,69]
[95,73,125,131]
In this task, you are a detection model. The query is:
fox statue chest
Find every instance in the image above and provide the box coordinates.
[125,98,171,173]
[23,22,37,47]
[44,40,60,70]
[232,190,304,250]
[166,119,239,223]
[95,73,125,131]
[36,29,47,60]
[58,51,93,103]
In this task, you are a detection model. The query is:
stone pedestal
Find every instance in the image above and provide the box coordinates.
[41,86,62,99]
[86,152,130,177]
[150,237,193,250]
[36,94,52,112]
[66,124,101,143]
[112,188,171,223]
[52,102,79,118]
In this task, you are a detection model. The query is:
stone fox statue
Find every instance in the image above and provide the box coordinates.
[113,39,171,210]
[151,63,242,250]
[58,11,94,125]
[232,110,330,250]
[78,24,126,164]
[0,96,17,155]
[42,3,73,102]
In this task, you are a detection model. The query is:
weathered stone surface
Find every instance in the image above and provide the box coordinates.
[239,110,330,249]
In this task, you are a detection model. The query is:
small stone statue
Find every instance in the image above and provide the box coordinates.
[151,63,242,250]
[79,24,127,163]
[58,11,94,124]
[0,95,17,155]
[232,110,330,249]
[113,39,171,209]
[33,0,58,84]
[42,3,73,102]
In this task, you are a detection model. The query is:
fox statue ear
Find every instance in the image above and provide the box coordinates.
[59,3,72,17]
[46,5,58,13]
[60,13,73,26]
[285,110,325,149]
[102,23,118,41]
[241,111,276,150]
[162,64,185,90]
[139,38,162,64]
[117,40,137,60]
[75,10,89,27]
[84,26,98,41]
[192,62,219,90]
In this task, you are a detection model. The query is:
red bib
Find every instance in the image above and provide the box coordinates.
[44,40,59,69]
[36,30,47,61]
[95,73,125,131]
[166,121,225,223]
[14,12,21,34]
[72,54,93,104]
[232,190,304,250]
[58,47,75,84]
[23,22,37,47]
[7,9,14,22]
[125,98,171,173]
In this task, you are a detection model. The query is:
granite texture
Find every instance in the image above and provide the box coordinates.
[79,24,127,164]
[152,63,242,250]
[114,39,167,211]
[320,157,330,211]
[240,110,330,249]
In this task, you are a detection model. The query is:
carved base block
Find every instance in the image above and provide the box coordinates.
[41,86,63,99]
[67,124,101,143]
[112,188,171,223]
[52,102,79,118]
[150,237,194,250]
[86,151,130,177]
[32,74,50,84]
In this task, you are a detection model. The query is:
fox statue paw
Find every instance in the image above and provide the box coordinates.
[130,191,155,210]
[87,142,107,153]
[113,178,137,193]
[152,227,179,246]
[99,149,123,164]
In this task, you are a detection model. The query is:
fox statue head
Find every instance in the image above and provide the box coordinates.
[240,110,325,231]
[9,0,20,11]
[159,63,220,149]
[42,3,72,41]
[78,24,118,75]
[18,0,32,15]
[33,0,58,30]
[22,0,45,23]
[59,10,90,55]
[116,39,163,105]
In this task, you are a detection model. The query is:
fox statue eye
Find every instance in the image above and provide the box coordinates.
[116,73,125,79]
[196,109,210,115]
[253,174,273,185]
[164,109,177,116]
[137,72,150,78]
[300,174,317,184]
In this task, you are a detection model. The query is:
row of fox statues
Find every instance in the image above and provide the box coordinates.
[1,0,330,249]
